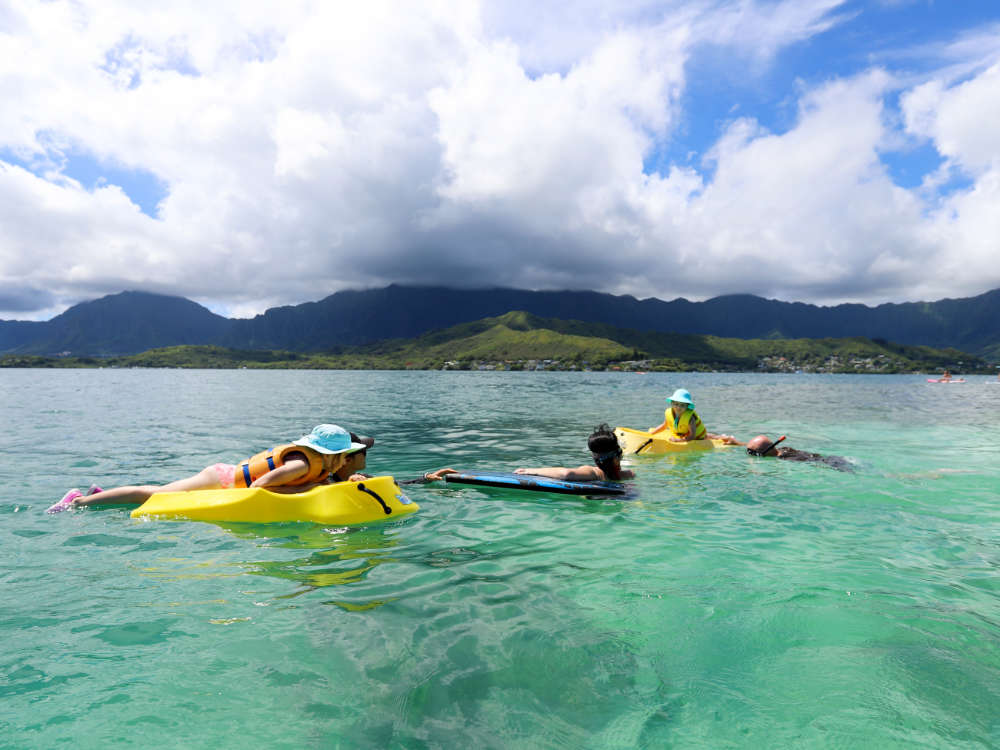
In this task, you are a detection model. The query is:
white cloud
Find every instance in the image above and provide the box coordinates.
[902,63,1000,176]
[691,0,850,62]
[0,0,999,320]
[901,62,1000,294]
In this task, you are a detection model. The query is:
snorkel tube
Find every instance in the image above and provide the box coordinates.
[747,435,787,457]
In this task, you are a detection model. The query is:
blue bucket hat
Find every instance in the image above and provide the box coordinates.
[293,424,365,455]
[667,388,694,408]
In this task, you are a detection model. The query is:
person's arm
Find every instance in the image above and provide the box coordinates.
[425,468,458,481]
[648,421,667,435]
[424,468,459,482]
[707,432,744,445]
[514,465,603,481]
[394,468,460,485]
[250,457,310,488]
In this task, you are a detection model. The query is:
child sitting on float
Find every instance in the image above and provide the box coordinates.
[648,388,740,444]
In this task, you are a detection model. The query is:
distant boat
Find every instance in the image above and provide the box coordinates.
[927,378,965,383]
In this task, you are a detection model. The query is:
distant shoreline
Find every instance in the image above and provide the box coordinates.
[2,354,994,376]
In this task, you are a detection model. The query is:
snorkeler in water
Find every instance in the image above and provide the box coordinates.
[740,434,853,472]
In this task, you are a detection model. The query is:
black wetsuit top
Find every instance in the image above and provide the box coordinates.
[775,447,852,471]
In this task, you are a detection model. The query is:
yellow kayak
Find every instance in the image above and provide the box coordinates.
[131,476,417,525]
[615,426,728,455]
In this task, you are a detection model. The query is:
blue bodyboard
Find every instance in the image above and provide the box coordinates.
[443,471,626,496]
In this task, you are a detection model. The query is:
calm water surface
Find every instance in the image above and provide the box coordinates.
[2,370,999,748]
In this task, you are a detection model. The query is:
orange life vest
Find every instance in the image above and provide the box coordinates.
[233,444,328,488]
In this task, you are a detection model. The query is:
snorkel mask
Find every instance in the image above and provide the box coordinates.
[592,448,622,468]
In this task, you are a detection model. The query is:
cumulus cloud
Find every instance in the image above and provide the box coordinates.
[903,63,1000,176]
[668,70,938,302]
[902,62,1000,294]
[0,0,998,320]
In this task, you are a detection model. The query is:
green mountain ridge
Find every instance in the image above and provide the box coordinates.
[3,285,1000,357]
[358,311,633,363]
[3,310,988,373]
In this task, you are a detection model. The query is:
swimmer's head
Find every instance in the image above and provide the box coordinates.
[746,434,784,457]
[588,423,622,468]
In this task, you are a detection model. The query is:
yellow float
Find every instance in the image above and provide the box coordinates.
[131,476,417,525]
[615,426,729,455]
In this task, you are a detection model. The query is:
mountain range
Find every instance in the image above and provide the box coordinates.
[2,285,998,359]
[4,310,980,374]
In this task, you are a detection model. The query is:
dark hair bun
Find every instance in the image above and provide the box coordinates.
[587,423,618,454]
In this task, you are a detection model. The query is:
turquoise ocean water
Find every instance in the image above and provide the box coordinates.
[2,369,999,748]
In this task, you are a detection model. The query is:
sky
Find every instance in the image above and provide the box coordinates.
[1,0,999,320]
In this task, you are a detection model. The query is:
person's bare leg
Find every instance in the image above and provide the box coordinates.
[156,466,224,493]
[72,467,223,508]
[70,484,160,507]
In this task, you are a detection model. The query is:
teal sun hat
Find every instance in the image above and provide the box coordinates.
[667,388,695,408]
[293,424,366,454]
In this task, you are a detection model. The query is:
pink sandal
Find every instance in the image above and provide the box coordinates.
[47,488,83,514]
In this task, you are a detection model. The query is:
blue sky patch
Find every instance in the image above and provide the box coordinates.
[639,0,998,192]
[878,141,944,189]
[60,151,168,218]
[1,146,167,218]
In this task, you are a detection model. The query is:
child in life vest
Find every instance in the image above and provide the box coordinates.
[649,389,707,442]
[649,389,741,444]
[47,424,366,512]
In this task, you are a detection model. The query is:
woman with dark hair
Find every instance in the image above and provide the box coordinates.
[513,423,634,482]
[406,425,635,485]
